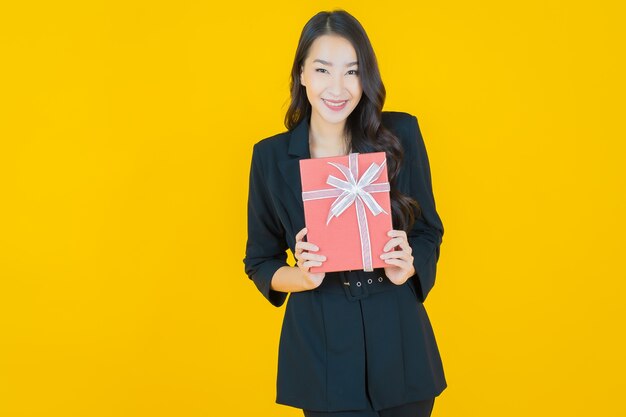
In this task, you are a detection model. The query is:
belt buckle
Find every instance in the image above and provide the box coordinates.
[342,276,369,301]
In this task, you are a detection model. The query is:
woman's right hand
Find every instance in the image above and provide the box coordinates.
[294,227,326,290]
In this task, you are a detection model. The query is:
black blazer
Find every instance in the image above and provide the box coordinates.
[243,111,447,412]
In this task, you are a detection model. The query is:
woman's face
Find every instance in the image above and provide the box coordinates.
[300,34,363,126]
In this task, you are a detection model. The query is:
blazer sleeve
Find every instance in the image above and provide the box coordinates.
[242,143,290,307]
[405,115,445,303]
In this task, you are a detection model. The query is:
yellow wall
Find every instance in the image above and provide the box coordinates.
[1,1,624,416]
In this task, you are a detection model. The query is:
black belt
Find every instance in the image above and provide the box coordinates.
[313,269,402,301]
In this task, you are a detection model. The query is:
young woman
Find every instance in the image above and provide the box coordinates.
[243,9,447,417]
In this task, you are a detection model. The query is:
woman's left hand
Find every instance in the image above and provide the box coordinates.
[380,229,415,285]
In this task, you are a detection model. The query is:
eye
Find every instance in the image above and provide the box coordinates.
[347,70,359,75]
[315,68,328,73]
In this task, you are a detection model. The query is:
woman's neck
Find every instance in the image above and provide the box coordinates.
[308,114,351,158]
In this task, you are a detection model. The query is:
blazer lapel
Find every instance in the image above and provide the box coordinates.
[277,116,311,215]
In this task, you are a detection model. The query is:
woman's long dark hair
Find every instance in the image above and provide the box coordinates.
[284,9,421,232]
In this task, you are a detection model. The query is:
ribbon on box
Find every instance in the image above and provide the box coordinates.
[301,153,390,272]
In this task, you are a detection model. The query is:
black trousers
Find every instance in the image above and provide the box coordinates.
[302,397,435,417]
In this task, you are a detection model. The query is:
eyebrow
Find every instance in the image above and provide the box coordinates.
[312,59,359,67]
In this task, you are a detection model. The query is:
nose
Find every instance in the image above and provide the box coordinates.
[329,73,345,96]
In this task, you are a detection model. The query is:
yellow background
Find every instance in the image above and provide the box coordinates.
[1,1,625,416]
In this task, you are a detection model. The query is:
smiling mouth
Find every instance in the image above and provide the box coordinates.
[323,99,348,107]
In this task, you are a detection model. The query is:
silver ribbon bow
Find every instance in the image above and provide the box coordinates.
[301,153,391,271]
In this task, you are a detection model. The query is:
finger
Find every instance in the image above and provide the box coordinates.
[381,250,412,262]
[386,233,412,253]
[296,258,309,270]
[387,229,407,240]
[398,239,412,254]
[295,227,308,242]
[298,251,327,262]
[295,241,320,253]
[383,257,411,269]
[297,259,321,271]
[383,237,405,252]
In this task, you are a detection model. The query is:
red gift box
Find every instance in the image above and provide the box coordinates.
[299,152,393,273]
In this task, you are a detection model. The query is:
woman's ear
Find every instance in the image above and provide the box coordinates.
[300,66,305,86]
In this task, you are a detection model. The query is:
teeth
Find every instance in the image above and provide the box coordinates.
[324,99,347,107]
